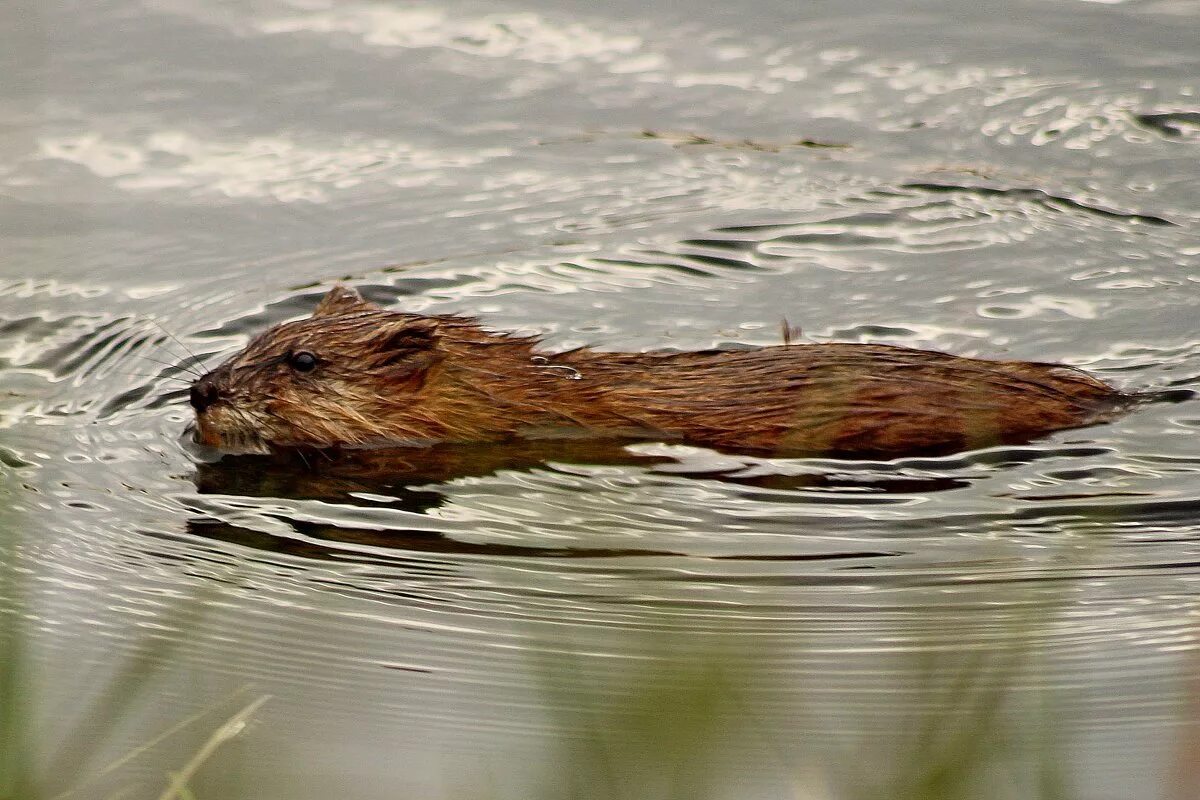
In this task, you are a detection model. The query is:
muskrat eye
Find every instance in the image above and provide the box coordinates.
[287,350,318,372]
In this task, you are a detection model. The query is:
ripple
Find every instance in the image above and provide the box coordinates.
[33,130,508,203]
[256,4,643,65]
[1131,110,1200,141]
[902,182,1176,227]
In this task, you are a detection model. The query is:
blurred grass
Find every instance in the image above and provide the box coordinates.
[857,637,1069,800]
[0,465,266,800]
[0,494,1086,800]
[506,569,1077,800]
[0,447,1171,800]
[532,633,750,800]
[0,469,34,800]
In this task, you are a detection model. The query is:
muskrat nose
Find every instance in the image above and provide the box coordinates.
[189,378,220,413]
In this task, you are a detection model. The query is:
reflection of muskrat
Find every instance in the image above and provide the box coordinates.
[191,285,1131,457]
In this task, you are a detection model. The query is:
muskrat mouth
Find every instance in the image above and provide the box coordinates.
[194,411,273,456]
[217,432,273,456]
[193,426,271,456]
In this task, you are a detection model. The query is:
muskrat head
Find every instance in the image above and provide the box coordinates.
[190,286,455,454]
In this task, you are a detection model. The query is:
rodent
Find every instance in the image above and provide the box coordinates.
[190,285,1131,458]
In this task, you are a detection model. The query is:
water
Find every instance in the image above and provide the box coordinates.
[2,0,1200,797]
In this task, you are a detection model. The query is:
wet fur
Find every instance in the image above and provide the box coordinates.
[192,286,1129,457]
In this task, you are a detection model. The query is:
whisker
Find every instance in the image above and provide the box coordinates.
[139,332,189,365]
[143,318,208,376]
[138,353,202,378]
[109,369,191,385]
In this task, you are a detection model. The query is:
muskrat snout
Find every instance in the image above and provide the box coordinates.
[189,374,222,412]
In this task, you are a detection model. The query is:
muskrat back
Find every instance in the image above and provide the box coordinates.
[190,286,1130,458]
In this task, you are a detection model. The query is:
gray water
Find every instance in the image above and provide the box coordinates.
[3,0,1200,798]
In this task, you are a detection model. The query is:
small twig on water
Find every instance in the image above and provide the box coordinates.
[156,695,271,800]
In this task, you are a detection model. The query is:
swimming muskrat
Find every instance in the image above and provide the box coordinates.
[190,285,1132,458]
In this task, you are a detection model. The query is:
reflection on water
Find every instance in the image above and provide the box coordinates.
[3,0,1200,796]
[1,505,1173,800]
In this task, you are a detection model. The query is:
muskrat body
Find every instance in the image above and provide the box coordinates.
[190,286,1130,458]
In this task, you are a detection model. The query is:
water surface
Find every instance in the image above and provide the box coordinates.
[2,0,1200,798]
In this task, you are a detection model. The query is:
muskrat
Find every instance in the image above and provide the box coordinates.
[190,285,1132,458]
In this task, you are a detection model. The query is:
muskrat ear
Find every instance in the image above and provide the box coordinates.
[312,285,377,318]
[374,318,442,377]
[379,318,440,354]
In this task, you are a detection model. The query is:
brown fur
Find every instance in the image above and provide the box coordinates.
[190,286,1130,458]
